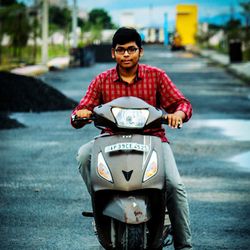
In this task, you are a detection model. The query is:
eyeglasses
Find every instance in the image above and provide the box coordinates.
[115,46,139,55]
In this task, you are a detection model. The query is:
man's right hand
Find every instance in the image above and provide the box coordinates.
[71,109,93,128]
[75,109,92,119]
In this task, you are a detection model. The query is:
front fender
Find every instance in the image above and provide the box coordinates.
[103,196,151,224]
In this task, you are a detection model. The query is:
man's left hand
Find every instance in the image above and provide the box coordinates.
[165,111,186,129]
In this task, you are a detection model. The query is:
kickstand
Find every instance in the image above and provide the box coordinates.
[82,211,94,217]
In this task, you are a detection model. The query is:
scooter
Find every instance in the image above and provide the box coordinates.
[73,96,173,249]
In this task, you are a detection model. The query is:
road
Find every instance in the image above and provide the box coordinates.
[1,45,250,249]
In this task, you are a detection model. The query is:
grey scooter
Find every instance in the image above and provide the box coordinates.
[73,97,173,250]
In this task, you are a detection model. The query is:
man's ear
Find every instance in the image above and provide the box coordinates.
[139,48,144,57]
[111,48,115,59]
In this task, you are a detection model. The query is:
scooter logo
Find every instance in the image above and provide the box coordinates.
[122,170,133,181]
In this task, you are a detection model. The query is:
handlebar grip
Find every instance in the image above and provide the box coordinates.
[71,114,94,123]
[161,115,168,125]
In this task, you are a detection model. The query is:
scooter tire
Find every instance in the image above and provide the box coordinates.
[116,223,144,250]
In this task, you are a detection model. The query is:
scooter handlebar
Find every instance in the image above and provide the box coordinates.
[71,114,95,123]
[161,115,168,125]
[72,114,181,129]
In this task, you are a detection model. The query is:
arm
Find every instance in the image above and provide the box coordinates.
[71,76,102,129]
[158,71,192,129]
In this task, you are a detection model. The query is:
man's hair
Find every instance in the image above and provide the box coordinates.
[112,27,142,48]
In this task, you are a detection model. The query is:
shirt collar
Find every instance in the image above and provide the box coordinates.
[113,64,144,83]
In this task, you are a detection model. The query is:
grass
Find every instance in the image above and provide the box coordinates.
[0,45,70,71]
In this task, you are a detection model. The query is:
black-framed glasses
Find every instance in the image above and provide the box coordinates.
[115,46,139,55]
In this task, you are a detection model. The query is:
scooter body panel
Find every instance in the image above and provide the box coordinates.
[91,134,165,192]
[102,195,151,224]
[90,134,166,249]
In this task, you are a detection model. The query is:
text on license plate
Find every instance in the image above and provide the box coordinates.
[105,143,150,153]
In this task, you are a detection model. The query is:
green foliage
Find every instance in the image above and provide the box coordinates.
[0,44,69,70]
[224,19,242,40]
[239,1,250,60]
[88,8,115,29]
[0,5,115,66]
[49,6,71,32]
[81,8,116,31]
[48,44,69,58]
[0,0,17,6]
[197,1,250,61]
[0,1,30,63]
[79,8,116,46]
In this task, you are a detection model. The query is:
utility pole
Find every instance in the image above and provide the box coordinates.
[42,0,48,65]
[72,0,78,48]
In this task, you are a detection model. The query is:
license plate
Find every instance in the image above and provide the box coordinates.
[105,142,150,153]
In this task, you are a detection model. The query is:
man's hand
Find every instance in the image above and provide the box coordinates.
[72,109,93,125]
[75,109,92,119]
[165,111,186,129]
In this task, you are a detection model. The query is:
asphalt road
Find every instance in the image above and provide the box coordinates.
[1,45,250,249]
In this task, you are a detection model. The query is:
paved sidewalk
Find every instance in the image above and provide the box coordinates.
[10,56,70,77]
[10,65,48,76]
[199,49,250,82]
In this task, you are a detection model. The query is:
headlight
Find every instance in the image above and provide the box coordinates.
[112,108,149,129]
[97,152,113,183]
[143,151,158,182]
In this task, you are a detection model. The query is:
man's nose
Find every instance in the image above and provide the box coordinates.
[124,50,130,55]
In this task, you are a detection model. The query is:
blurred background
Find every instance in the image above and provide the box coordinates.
[0,0,249,69]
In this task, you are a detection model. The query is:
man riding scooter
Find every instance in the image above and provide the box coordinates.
[71,27,193,250]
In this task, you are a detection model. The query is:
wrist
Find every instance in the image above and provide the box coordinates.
[174,110,186,121]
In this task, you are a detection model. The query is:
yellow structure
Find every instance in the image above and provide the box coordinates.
[176,4,198,46]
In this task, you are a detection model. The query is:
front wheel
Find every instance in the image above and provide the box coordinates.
[116,223,146,250]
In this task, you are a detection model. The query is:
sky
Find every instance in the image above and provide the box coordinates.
[68,0,244,30]
[20,0,246,31]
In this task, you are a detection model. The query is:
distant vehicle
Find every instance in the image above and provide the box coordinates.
[171,33,185,51]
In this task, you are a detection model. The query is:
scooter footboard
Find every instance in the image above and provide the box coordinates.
[103,195,151,224]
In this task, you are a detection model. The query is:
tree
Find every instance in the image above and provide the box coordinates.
[28,6,40,64]
[9,4,30,58]
[0,0,16,5]
[49,6,71,31]
[240,1,250,27]
[239,1,250,59]
[88,8,115,29]
[224,19,242,40]
[0,0,30,63]
[240,1,250,41]
[79,8,116,45]
[49,6,71,46]
[0,0,18,63]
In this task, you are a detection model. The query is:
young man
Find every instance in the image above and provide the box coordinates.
[71,27,192,250]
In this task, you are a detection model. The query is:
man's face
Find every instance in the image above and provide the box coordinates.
[112,41,143,69]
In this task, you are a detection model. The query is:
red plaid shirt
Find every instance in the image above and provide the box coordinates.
[71,64,192,142]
